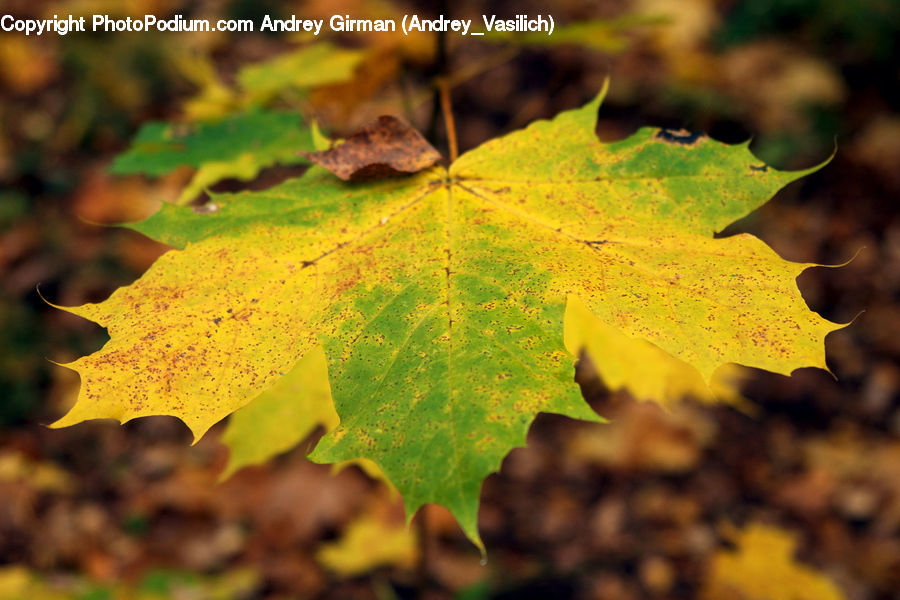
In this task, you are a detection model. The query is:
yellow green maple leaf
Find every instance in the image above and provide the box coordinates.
[51,81,841,550]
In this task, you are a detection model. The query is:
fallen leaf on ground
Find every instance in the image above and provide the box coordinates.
[316,512,417,576]
[702,523,846,600]
[0,451,73,493]
[566,402,716,472]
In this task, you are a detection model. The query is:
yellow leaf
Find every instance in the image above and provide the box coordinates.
[0,37,57,94]
[316,513,417,577]
[565,293,751,407]
[238,44,367,103]
[178,153,261,205]
[703,523,846,600]
[0,451,73,493]
[0,566,33,599]
[0,566,70,600]
[220,345,339,480]
[310,119,333,152]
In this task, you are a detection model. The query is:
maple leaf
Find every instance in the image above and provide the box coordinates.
[51,82,841,549]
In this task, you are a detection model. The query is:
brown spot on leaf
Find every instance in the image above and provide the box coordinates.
[302,116,442,181]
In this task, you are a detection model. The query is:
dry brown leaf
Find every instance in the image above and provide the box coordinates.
[721,41,845,131]
[850,114,900,185]
[805,428,900,531]
[72,168,183,224]
[302,116,441,180]
[567,402,716,473]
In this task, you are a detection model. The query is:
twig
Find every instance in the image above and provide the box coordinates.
[426,24,448,146]
[416,505,430,596]
[446,45,519,89]
[438,78,458,162]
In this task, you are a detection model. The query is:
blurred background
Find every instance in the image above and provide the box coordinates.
[1,0,899,598]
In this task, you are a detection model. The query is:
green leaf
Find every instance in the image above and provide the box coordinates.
[52,83,840,550]
[111,109,313,203]
[112,110,311,176]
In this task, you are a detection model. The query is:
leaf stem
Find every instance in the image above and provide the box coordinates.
[416,504,431,596]
[438,79,458,162]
